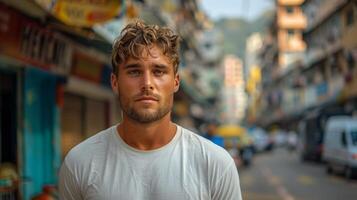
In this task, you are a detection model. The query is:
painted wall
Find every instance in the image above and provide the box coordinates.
[22,68,61,200]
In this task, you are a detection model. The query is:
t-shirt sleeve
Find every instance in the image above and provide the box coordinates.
[59,161,82,200]
[212,162,242,200]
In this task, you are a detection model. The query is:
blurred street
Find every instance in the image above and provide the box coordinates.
[1,0,357,199]
[240,149,357,200]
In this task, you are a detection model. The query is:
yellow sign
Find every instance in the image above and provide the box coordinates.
[250,65,261,82]
[35,0,122,27]
[217,125,245,137]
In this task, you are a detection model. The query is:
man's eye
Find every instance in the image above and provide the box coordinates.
[128,70,141,76]
[154,70,165,76]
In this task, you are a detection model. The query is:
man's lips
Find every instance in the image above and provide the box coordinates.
[135,96,159,102]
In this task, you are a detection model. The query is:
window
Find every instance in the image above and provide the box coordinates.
[287,29,295,36]
[287,29,295,41]
[286,6,294,14]
[346,8,354,27]
[341,131,347,147]
[351,130,357,146]
[204,42,212,49]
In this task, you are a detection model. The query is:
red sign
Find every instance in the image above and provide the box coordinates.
[20,23,73,74]
[0,4,22,58]
[0,4,72,75]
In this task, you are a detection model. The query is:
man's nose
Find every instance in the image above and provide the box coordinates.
[141,71,154,91]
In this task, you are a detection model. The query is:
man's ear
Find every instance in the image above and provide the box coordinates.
[174,73,180,93]
[111,73,118,95]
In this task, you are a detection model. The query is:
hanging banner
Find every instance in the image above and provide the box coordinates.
[0,4,73,75]
[34,0,122,27]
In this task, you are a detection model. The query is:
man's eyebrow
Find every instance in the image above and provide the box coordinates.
[154,64,169,69]
[123,63,140,69]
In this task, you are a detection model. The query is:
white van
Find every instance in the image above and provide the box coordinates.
[323,116,357,179]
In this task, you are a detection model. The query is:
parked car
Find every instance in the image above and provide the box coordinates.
[248,127,273,153]
[286,131,298,152]
[323,116,357,179]
[272,129,287,147]
[297,108,348,162]
[297,114,324,161]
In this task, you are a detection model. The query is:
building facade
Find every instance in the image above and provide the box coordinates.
[0,2,120,199]
[255,0,357,129]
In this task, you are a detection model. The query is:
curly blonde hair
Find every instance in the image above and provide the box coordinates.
[111,20,180,75]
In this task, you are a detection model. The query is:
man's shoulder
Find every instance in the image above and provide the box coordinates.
[180,126,233,164]
[64,125,116,166]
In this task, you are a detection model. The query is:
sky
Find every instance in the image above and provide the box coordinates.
[199,0,274,21]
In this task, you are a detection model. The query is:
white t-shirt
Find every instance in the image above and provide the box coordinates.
[59,125,242,200]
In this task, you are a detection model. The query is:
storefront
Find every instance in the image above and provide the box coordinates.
[60,46,121,159]
[0,63,20,199]
[0,4,67,199]
[0,59,64,200]
[0,2,123,199]
[22,67,63,200]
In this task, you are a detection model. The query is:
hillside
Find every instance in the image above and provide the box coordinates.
[214,10,274,60]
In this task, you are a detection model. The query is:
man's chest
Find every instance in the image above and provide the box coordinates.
[83,160,209,200]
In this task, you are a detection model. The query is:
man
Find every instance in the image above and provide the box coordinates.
[205,121,225,148]
[59,21,242,200]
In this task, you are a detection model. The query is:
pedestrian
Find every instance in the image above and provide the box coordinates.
[59,20,242,200]
[204,120,225,148]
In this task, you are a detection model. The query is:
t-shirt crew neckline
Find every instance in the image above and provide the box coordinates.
[113,124,182,153]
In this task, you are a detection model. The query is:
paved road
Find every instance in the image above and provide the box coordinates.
[238,148,357,200]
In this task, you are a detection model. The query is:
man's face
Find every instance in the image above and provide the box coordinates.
[111,45,180,123]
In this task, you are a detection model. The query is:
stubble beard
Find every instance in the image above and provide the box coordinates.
[118,94,172,124]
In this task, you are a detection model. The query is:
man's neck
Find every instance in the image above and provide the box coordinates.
[117,114,177,151]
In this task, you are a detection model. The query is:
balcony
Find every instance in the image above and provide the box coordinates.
[278,33,306,52]
[305,0,348,33]
[303,40,342,69]
[278,0,305,6]
[278,13,307,29]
